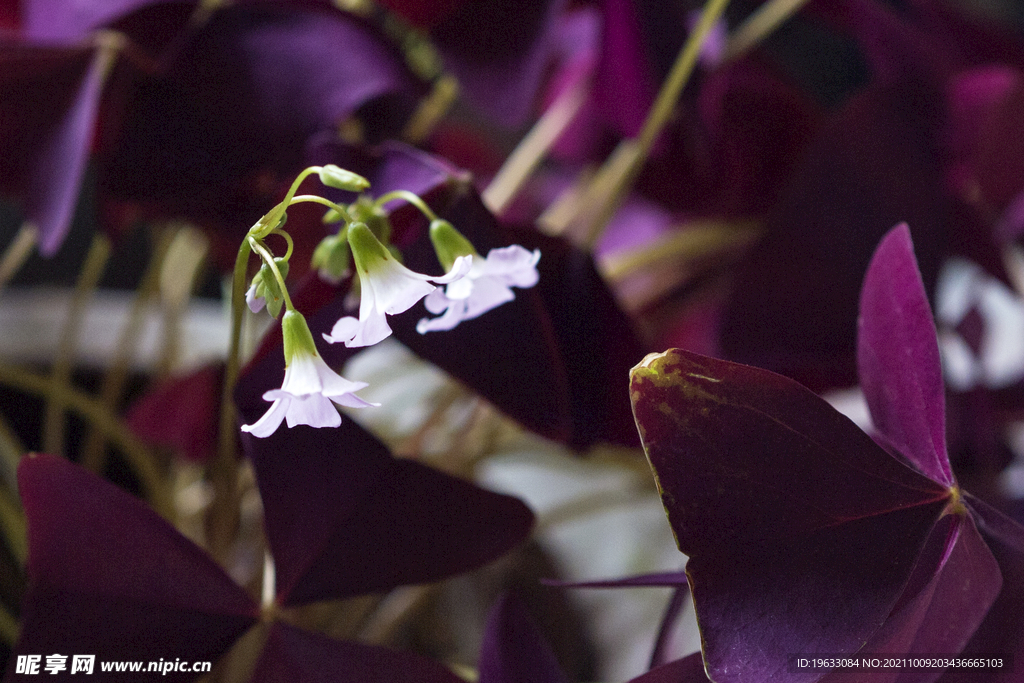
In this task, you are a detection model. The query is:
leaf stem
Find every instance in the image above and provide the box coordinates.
[0,363,173,518]
[43,233,110,456]
[559,0,732,249]
[0,224,37,296]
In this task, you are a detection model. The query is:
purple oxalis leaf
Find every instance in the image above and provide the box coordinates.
[0,44,109,256]
[20,0,193,43]
[858,223,953,485]
[626,651,709,683]
[630,225,1024,682]
[236,375,534,606]
[630,349,955,683]
[478,592,569,683]
[251,622,464,683]
[7,453,258,682]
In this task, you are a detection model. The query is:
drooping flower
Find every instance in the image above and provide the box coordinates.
[629,225,1024,682]
[243,309,375,438]
[417,220,540,333]
[323,222,470,348]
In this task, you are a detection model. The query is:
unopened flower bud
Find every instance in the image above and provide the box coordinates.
[428,219,478,272]
[318,164,371,192]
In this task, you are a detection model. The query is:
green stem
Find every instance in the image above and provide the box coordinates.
[374,190,438,222]
[269,228,295,263]
[254,167,322,241]
[0,223,37,297]
[0,362,173,519]
[81,226,174,473]
[723,0,812,62]
[209,237,253,560]
[573,0,732,248]
[287,195,353,223]
[43,234,111,456]
[249,238,295,313]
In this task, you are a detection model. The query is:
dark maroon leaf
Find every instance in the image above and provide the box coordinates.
[251,622,464,683]
[99,3,426,245]
[237,401,534,606]
[0,44,107,255]
[626,651,709,683]
[20,0,192,42]
[9,453,258,681]
[125,363,222,462]
[431,0,566,127]
[478,592,569,683]
[719,79,949,391]
[630,349,952,682]
[858,224,953,485]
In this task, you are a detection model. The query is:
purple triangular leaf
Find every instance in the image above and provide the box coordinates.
[431,0,566,128]
[650,585,689,669]
[626,652,709,683]
[858,224,953,485]
[99,3,426,241]
[542,570,688,588]
[0,45,108,256]
[819,514,1000,683]
[719,80,948,391]
[251,622,464,683]
[964,491,1024,554]
[478,592,569,683]
[21,0,189,42]
[10,453,257,680]
[239,416,533,606]
[630,349,953,682]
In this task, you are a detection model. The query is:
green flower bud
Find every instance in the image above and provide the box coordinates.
[312,232,352,283]
[428,219,478,272]
[318,165,371,192]
[249,258,290,318]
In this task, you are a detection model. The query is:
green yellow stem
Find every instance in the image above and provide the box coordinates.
[562,0,732,249]
[0,223,38,296]
[723,0,813,62]
[0,363,173,519]
[209,237,253,560]
[374,190,438,222]
[81,227,174,473]
[288,195,353,223]
[248,238,295,313]
[43,234,111,456]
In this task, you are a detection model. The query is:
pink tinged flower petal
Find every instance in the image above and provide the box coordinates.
[13,454,258,671]
[486,245,542,286]
[417,248,538,333]
[246,281,266,313]
[242,351,374,437]
[325,254,471,347]
[281,393,343,430]
[240,396,289,438]
[858,224,953,485]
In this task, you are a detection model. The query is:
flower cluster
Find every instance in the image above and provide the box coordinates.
[236,164,541,436]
